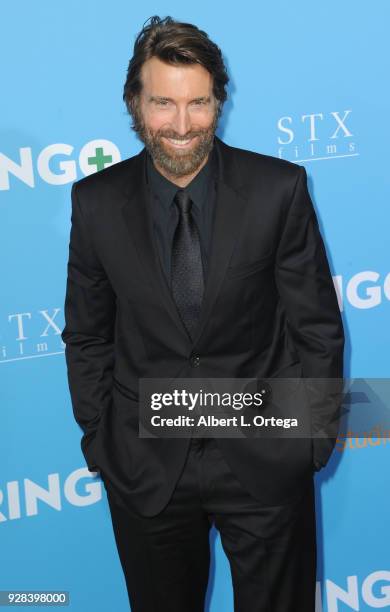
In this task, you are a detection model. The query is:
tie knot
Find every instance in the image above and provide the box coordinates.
[174,189,192,214]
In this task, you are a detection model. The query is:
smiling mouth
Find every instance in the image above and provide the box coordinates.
[162,136,197,148]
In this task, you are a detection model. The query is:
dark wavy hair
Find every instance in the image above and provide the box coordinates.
[123,15,229,121]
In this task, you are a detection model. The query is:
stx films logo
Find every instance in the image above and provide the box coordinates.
[1,308,64,363]
[0,139,121,190]
[277,109,359,163]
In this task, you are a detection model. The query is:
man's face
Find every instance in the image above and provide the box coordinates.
[130,56,220,178]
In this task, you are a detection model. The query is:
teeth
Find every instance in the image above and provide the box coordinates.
[167,138,192,145]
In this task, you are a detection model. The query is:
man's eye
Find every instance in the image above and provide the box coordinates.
[156,100,168,106]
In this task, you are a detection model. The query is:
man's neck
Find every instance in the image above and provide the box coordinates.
[152,153,210,188]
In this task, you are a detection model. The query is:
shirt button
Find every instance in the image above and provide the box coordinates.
[190,354,201,367]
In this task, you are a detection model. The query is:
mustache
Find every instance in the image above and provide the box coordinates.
[157,130,208,141]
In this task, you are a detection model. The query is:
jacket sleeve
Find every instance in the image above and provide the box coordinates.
[275,166,345,470]
[61,181,116,471]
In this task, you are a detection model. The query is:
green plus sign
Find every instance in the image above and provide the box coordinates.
[88,147,113,171]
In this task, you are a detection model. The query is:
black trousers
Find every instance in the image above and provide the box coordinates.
[105,437,317,612]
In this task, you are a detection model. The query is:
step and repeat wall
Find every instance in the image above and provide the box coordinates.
[1,2,389,611]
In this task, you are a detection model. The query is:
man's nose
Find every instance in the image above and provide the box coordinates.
[171,107,192,136]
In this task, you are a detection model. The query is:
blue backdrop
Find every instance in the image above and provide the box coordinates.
[1,2,389,610]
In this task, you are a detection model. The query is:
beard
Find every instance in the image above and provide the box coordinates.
[130,97,220,178]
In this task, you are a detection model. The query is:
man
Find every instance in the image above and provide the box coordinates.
[61,15,344,612]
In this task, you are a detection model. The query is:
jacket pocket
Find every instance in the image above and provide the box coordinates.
[226,253,274,280]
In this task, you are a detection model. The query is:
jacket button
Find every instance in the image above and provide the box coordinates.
[190,354,201,367]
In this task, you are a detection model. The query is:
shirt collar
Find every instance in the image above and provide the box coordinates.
[146,139,216,213]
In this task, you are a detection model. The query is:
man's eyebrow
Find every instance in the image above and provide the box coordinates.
[149,95,211,103]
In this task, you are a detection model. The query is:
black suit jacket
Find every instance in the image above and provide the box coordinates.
[61,135,344,516]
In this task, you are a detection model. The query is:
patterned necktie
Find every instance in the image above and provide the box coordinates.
[171,189,204,340]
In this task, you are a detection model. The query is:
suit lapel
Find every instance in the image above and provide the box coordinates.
[121,136,249,348]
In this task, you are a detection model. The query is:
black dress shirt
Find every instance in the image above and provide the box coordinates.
[145,141,218,289]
